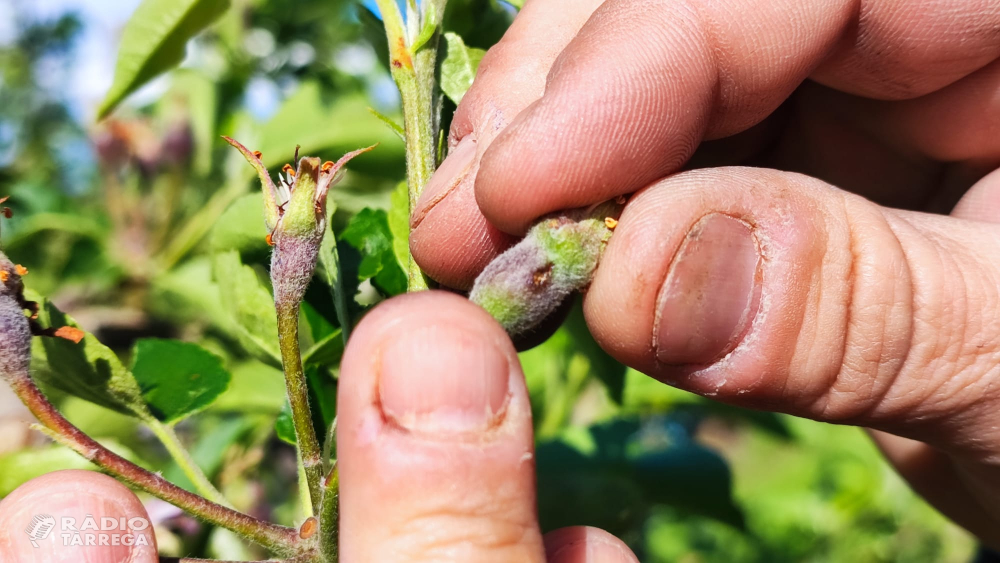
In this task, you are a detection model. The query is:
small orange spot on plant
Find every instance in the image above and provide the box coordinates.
[299,517,318,539]
[253,150,262,159]
[282,163,296,177]
[321,161,334,172]
[14,265,27,276]
[0,271,8,283]
[53,326,85,344]
[266,233,275,247]
[604,217,618,230]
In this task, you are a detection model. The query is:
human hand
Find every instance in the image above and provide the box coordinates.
[409,0,1000,547]
[0,293,639,562]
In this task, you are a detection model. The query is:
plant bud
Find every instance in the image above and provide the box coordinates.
[224,137,376,306]
[470,200,624,336]
[0,252,31,380]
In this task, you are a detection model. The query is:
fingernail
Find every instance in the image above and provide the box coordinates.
[655,213,761,365]
[412,136,477,226]
[378,321,510,434]
[548,539,636,563]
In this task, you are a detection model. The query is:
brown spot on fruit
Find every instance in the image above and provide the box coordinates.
[532,264,552,288]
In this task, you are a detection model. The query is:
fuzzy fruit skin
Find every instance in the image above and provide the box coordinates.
[0,252,31,380]
[470,201,623,336]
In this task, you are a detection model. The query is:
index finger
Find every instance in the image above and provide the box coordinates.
[475,0,1000,234]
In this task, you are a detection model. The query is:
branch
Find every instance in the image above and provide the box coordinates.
[6,374,302,557]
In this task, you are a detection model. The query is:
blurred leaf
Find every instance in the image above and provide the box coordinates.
[302,328,345,368]
[166,69,217,175]
[388,181,409,274]
[0,441,142,496]
[131,338,232,423]
[274,367,336,446]
[255,83,404,177]
[212,251,281,366]
[318,203,354,342]
[211,361,287,414]
[440,32,485,104]
[275,403,296,445]
[211,193,270,257]
[163,417,253,491]
[149,255,230,328]
[502,0,523,8]
[27,290,149,418]
[340,208,406,296]
[98,0,231,118]
[563,303,626,404]
[535,418,743,537]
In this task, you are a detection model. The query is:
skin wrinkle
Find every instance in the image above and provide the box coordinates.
[818,198,908,422]
[387,502,537,560]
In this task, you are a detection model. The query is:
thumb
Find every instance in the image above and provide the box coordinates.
[0,469,157,562]
[586,166,1000,462]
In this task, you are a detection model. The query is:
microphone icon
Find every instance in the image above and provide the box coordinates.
[24,514,56,548]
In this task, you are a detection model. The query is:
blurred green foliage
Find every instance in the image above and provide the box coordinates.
[0,0,976,560]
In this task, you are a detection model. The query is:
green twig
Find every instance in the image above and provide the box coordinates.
[277,301,324,514]
[146,418,233,508]
[374,0,448,291]
[318,465,340,563]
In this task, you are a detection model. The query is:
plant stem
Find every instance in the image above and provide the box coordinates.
[5,373,301,556]
[146,418,232,508]
[374,0,448,291]
[318,465,340,563]
[276,301,323,514]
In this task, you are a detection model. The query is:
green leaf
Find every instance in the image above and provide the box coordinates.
[563,303,626,404]
[340,208,407,297]
[275,367,336,446]
[503,0,524,8]
[410,5,438,53]
[163,417,253,491]
[165,69,217,175]
[388,180,410,274]
[98,0,231,118]
[275,404,296,445]
[212,251,281,366]
[210,193,270,256]
[0,441,141,496]
[318,204,353,342]
[302,328,345,368]
[367,107,405,141]
[440,32,485,105]
[535,418,743,537]
[211,361,287,414]
[27,290,149,417]
[254,83,404,178]
[130,338,232,423]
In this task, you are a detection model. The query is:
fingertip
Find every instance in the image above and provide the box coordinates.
[544,526,639,563]
[0,470,157,562]
[337,291,544,561]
